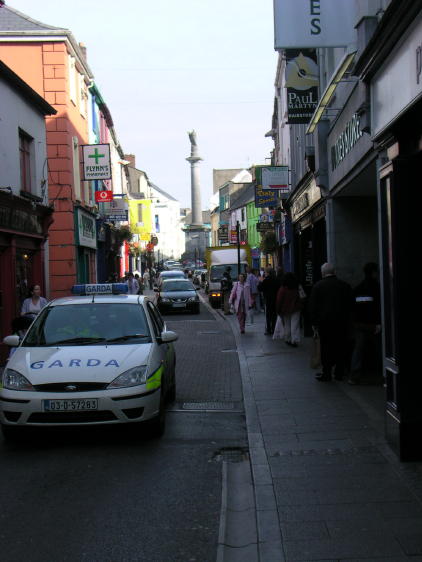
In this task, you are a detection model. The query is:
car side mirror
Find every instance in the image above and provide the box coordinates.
[160,330,178,343]
[195,287,200,290]
[3,334,20,347]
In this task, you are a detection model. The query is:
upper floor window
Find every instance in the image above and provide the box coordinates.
[19,129,34,193]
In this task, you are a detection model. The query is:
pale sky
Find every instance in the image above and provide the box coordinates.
[9,0,277,208]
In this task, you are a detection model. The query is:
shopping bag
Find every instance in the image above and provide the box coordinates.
[310,335,321,369]
[273,315,284,340]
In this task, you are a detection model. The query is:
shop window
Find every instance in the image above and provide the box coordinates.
[19,129,34,193]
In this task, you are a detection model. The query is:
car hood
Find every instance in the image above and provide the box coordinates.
[160,290,196,298]
[6,343,153,384]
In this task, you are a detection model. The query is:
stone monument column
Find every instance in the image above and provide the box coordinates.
[186,130,203,226]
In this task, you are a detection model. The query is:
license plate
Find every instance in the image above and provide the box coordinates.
[173,303,186,308]
[43,399,98,412]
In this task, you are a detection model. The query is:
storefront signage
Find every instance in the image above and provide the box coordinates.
[255,187,278,208]
[330,113,363,170]
[256,222,274,232]
[290,178,322,223]
[76,208,97,249]
[274,0,356,49]
[82,144,112,180]
[104,198,128,222]
[285,49,319,124]
[95,190,113,203]
[218,225,229,241]
[372,18,422,137]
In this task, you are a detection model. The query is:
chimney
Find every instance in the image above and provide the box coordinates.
[79,42,87,61]
[124,154,136,168]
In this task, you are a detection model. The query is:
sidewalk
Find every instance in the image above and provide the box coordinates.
[223,308,422,562]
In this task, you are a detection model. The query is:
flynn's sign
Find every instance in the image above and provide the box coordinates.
[330,113,363,170]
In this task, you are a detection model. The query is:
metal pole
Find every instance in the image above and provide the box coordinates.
[236,221,241,277]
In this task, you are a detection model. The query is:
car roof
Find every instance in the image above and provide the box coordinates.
[160,270,184,275]
[162,278,192,284]
[47,295,151,306]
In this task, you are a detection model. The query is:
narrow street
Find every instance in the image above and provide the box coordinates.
[0,296,246,562]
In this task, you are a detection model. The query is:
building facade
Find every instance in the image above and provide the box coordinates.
[0,61,55,362]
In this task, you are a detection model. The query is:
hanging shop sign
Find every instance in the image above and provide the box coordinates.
[95,190,113,203]
[256,166,289,192]
[255,186,278,208]
[274,0,356,49]
[285,49,319,124]
[82,144,112,181]
[104,198,128,222]
[256,222,274,233]
[75,208,97,249]
[218,224,229,242]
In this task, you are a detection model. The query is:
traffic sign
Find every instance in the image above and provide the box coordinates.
[95,190,113,202]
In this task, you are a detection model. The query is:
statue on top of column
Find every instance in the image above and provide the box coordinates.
[188,130,199,157]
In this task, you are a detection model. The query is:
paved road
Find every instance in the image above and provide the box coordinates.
[0,297,247,562]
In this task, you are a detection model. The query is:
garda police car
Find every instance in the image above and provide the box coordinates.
[1,284,177,441]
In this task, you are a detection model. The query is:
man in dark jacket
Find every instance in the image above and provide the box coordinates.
[221,266,233,314]
[310,263,353,381]
[348,262,381,384]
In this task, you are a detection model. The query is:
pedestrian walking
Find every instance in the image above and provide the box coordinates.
[143,268,151,290]
[310,263,353,382]
[221,266,233,315]
[258,268,279,335]
[229,273,253,334]
[134,273,144,295]
[348,262,382,385]
[21,284,48,320]
[276,272,304,347]
[126,272,140,295]
[246,266,258,323]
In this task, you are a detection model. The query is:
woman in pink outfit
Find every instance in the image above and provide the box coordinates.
[229,274,253,334]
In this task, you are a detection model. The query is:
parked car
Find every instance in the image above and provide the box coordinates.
[1,283,177,441]
[154,279,200,314]
[156,270,185,288]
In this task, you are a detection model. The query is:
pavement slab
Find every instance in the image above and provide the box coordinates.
[221,307,422,562]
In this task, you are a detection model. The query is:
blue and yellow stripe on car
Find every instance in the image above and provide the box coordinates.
[146,364,164,391]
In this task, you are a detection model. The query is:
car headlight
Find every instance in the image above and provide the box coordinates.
[160,297,171,303]
[188,296,198,302]
[107,366,148,389]
[3,369,34,391]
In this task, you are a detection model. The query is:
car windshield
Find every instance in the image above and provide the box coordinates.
[162,281,195,292]
[22,303,152,346]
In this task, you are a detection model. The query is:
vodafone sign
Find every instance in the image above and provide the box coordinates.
[95,190,113,203]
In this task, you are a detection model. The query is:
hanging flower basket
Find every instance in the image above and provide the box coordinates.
[116,225,133,244]
[260,231,277,253]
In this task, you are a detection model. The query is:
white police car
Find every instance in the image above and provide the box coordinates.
[1,284,177,441]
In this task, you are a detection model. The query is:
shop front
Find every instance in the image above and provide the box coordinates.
[327,84,379,286]
[363,8,422,460]
[288,174,326,336]
[0,191,52,363]
[74,207,97,284]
